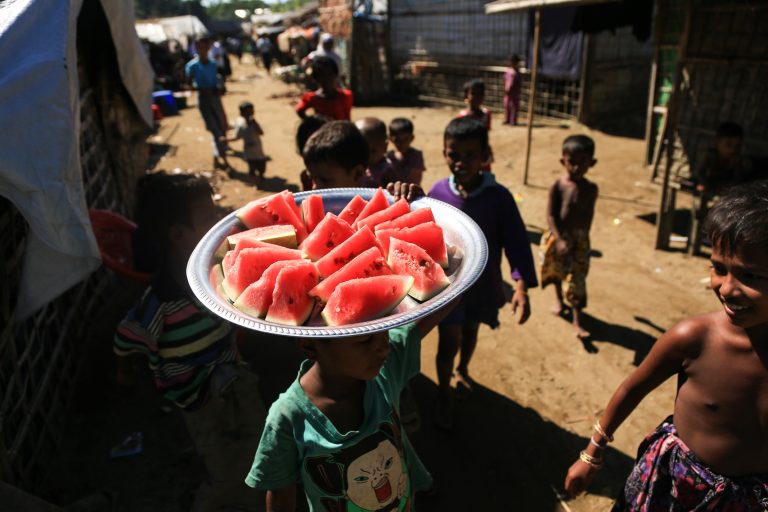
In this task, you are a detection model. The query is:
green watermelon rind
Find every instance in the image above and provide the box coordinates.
[320,275,414,326]
[227,224,298,249]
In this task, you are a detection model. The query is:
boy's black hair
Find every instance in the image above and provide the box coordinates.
[296,115,329,154]
[302,121,368,172]
[239,101,254,114]
[706,179,768,255]
[463,78,485,97]
[509,54,522,62]
[310,55,339,78]
[716,122,743,140]
[134,172,213,249]
[389,117,414,136]
[444,116,488,150]
[562,134,596,156]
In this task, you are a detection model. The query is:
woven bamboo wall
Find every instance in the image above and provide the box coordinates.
[0,0,147,491]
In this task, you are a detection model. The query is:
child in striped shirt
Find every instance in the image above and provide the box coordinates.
[114,172,266,512]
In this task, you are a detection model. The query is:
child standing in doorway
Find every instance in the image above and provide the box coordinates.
[427,117,537,429]
[229,101,268,181]
[540,135,599,340]
[565,181,768,510]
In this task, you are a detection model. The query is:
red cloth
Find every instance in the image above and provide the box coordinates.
[296,89,353,120]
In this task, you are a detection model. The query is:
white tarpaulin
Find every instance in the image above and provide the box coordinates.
[136,15,208,48]
[0,0,153,320]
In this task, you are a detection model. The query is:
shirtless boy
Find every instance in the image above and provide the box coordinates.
[565,180,768,510]
[540,135,598,339]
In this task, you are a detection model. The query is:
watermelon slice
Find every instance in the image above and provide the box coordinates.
[300,213,354,261]
[209,263,226,298]
[233,260,305,317]
[266,261,319,326]
[321,275,414,326]
[315,226,383,278]
[301,195,325,234]
[309,247,392,302]
[280,190,302,220]
[236,193,308,243]
[352,188,389,228]
[227,224,297,249]
[338,194,368,226]
[355,198,410,232]
[222,246,303,301]
[374,207,435,232]
[222,237,294,275]
[387,238,450,301]
[376,222,449,268]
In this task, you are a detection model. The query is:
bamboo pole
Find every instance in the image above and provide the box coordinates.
[523,8,541,185]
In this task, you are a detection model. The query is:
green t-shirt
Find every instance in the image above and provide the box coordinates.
[245,323,431,511]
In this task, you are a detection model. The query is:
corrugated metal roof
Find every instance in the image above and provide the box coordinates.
[485,0,618,14]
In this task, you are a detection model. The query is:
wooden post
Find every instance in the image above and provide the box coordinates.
[523,8,541,185]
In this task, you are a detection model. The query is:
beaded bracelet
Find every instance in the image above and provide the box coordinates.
[589,436,606,449]
[593,420,614,443]
[579,450,603,470]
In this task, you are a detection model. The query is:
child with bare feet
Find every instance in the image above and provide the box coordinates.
[428,117,537,429]
[540,135,598,340]
[565,181,768,510]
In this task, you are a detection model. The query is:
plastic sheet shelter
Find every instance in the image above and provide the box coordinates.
[0,0,153,319]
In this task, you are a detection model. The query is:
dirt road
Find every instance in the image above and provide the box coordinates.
[45,57,716,511]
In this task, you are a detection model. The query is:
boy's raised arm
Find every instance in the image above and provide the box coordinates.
[564,317,705,496]
[266,485,296,512]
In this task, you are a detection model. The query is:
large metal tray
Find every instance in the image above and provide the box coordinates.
[186,188,488,338]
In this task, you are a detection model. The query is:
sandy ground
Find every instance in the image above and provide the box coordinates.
[42,57,717,511]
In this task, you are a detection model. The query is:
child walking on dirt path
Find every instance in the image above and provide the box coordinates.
[540,135,599,340]
[565,181,768,511]
[185,36,233,173]
[114,173,266,512]
[296,56,352,121]
[356,117,396,188]
[245,303,455,511]
[228,101,268,181]
[428,117,537,430]
[387,117,426,185]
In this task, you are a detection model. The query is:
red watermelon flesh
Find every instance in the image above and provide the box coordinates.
[266,261,319,326]
[376,222,449,268]
[355,199,410,232]
[309,246,392,302]
[352,188,389,228]
[233,260,305,318]
[301,194,325,234]
[321,275,414,326]
[374,207,435,232]
[281,190,302,219]
[300,213,354,261]
[387,238,450,301]
[222,246,303,301]
[338,194,368,226]
[236,193,308,243]
[227,224,297,249]
[222,237,293,275]
[315,226,383,278]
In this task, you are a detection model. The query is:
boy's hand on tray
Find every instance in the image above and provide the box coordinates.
[386,181,424,202]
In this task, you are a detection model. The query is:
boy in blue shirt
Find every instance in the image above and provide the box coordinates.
[185,36,232,173]
[245,309,452,511]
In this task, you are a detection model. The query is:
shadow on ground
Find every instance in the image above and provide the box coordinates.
[408,374,634,511]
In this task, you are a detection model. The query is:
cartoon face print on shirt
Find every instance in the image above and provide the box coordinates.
[304,417,411,512]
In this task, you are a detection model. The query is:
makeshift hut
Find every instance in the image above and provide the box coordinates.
[135,14,209,50]
[0,0,152,498]
[319,0,392,102]
[391,0,652,128]
[646,0,768,251]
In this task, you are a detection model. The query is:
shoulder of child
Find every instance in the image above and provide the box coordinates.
[659,314,714,358]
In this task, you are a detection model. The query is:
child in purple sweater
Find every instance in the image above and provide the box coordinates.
[428,117,538,429]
